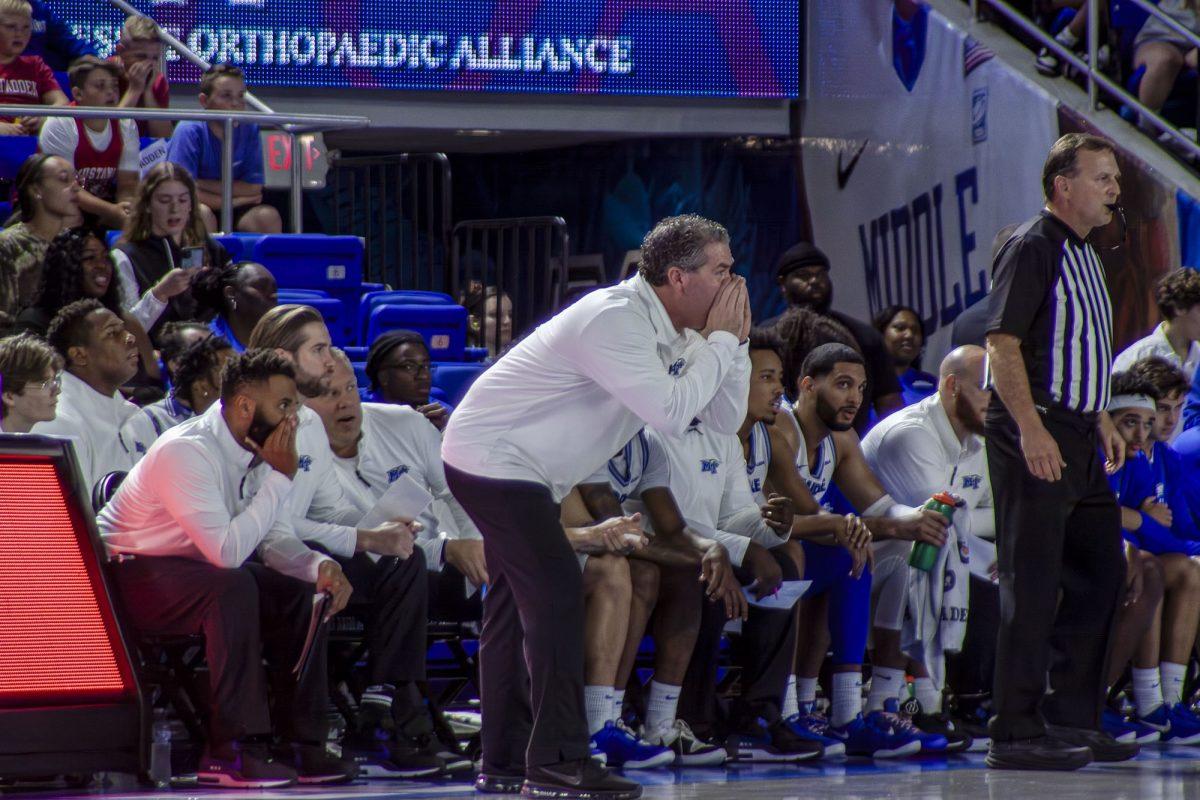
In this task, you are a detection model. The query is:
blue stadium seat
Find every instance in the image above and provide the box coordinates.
[214,233,264,262]
[358,290,454,342]
[366,304,467,361]
[245,234,365,343]
[351,361,369,393]
[105,230,121,248]
[277,288,331,300]
[433,361,487,406]
[53,72,72,102]
[343,346,369,362]
[0,136,36,181]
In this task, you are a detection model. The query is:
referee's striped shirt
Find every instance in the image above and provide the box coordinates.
[985,210,1113,415]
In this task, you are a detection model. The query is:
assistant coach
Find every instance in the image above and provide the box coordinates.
[984,133,1137,771]
[442,214,751,799]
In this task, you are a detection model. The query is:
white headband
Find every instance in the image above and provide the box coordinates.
[1108,394,1157,413]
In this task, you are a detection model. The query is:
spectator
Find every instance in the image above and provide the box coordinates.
[462,282,513,357]
[0,331,58,432]
[192,260,277,351]
[155,320,211,378]
[96,349,357,788]
[768,242,903,431]
[365,329,450,430]
[873,304,937,406]
[1129,0,1199,139]
[1034,2,1107,77]
[38,56,137,229]
[1115,268,1200,380]
[0,154,79,326]
[31,298,141,492]
[112,162,230,337]
[110,15,171,138]
[24,0,94,71]
[166,64,281,234]
[121,334,234,460]
[0,0,67,135]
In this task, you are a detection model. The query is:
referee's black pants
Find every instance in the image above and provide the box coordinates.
[444,465,591,770]
[985,405,1125,741]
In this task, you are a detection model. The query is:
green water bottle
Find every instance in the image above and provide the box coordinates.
[909,491,963,572]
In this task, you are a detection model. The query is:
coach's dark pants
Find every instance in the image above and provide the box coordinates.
[111,556,327,748]
[680,546,799,733]
[338,548,428,685]
[444,465,590,770]
[985,403,1124,741]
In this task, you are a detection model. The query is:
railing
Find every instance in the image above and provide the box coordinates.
[329,154,452,291]
[970,0,1200,160]
[451,217,570,354]
[0,105,368,233]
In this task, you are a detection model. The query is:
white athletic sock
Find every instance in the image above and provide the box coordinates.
[831,672,863,728]
[585,686,613,736]
[612,689,626,724]
[866,667,905,712]
[797,676,818,707]
[1133,667,1165,718]
[1056,26,1079,48]
[644,681,681,737]
[1162,662,1187,707]
[912,677,941,713]
[782,673,799,718]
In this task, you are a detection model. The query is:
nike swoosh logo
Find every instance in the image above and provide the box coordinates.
[836,139,869,190]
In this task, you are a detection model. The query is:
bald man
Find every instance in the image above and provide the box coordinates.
[861,346,995,748]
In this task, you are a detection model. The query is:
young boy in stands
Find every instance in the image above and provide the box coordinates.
[0,0,67,135]
[38,56,138,228]
[110,15,171,138]
[166,64,281,234]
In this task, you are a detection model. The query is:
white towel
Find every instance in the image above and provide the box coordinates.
[902,518,971,690]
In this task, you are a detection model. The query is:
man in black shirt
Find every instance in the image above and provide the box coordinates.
[984,133,1135,770]
[765,242,903,432]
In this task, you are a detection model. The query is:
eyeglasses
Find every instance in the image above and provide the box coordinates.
[31,373,62,392]
[381,360,433,377]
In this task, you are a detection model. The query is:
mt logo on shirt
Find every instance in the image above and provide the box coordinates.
[668,358,685,377]
[388,465,410,483]
[700,458,720,475]
[297,455,312,472]
[961,474,982,490]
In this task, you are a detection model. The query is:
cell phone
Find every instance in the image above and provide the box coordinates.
[179,246,204,271]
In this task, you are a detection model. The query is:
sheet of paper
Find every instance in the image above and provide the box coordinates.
[743,579,811,610]
[357,474,433,562]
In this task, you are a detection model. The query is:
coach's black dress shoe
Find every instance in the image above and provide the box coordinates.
[986,735,1092,771]
[522,758,641,799]
[1045,724,1139,762]
[476,765,525,794]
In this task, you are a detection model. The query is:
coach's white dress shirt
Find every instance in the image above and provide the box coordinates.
[442,273,750,502]
[97,402,329,582]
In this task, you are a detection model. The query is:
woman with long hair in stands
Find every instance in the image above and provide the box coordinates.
[17,225,161,384]
[111,161,230,337]
[0,154,81,326]
[191,260,277,352]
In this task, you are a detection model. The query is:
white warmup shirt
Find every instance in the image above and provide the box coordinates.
[1112,322,1200,381]
[98,402,329,582]
[624,422,787,567]
[442,273,750,502]
[287,405,369,558]
[329,402,481,570]
[861,392,993,684]
[120,393,196,463]
[32,370,140,492]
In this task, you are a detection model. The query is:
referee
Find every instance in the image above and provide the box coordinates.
[442,214,751,799]
[984,133,1138,770]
